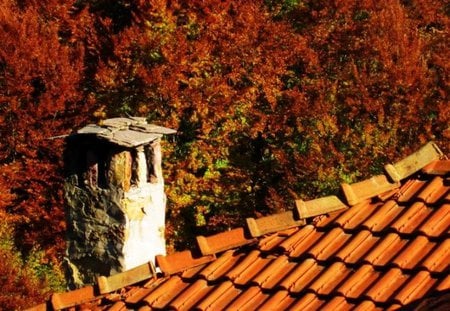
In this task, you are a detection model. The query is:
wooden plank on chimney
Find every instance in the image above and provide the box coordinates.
[130,124,177,135]
[384,142,443,182]
[77,124,110,135]
[97,262,156,294]
[102,117,134,129]
[196,227,256,256]
[246,210,305,238]
[104,129,160,147]
[296,196,348,219]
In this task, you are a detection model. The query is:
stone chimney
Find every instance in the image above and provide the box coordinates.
[63,117,175,288]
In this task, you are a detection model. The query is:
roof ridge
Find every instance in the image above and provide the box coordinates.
[155,250,216,276]
[295,195,348,218]
[29,141,450,310]
[341,175,400,206]
[384,141,444,182]
[184,141,448,265]
[196,227,256,256]
[246,210,306,238]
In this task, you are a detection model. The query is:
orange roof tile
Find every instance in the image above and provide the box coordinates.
[246,210,305,237]
[29,142,450,311]
[50,286,97,310]
[295,195,347,218]
[422,159,450,175]
[155,250,215,275]
[335,229,379,263]
[384,141,443,182]
[196,227,255,255]
[341,174,400,206]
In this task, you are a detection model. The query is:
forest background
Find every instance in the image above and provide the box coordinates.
[0,0,448,308]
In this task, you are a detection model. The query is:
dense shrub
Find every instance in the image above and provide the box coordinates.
[0,2,448,300]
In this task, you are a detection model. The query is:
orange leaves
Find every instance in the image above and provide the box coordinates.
[0,0,92,270]
[0,0,448,284]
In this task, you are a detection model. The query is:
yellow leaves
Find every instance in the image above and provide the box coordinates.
[316,114,339,137]
[93,105,107,120]
[171,193,194,208]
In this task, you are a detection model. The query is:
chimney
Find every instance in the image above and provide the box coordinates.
[63,117,175,288]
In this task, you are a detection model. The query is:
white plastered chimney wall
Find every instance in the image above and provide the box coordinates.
[121,140,166,270]
[64,117,175,287]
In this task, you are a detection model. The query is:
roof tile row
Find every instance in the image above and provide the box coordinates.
[28,143,449,311]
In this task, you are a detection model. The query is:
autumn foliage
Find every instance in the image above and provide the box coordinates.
[0,0,448,307]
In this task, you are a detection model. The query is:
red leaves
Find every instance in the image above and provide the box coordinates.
[0,0,448,282]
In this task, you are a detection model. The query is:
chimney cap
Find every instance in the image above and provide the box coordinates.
[76,117,176,148]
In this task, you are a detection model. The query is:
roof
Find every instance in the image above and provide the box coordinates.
[75,117,176,148]
[28,142,450,311]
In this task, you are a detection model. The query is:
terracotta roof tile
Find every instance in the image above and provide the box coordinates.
[32,141,450,311]
[364,233,408,266]
[143,276,189,309]
[279,258,322,293]
[353,300,382,311]
[195,280,242,310]
[394,270,438,305]
[308,261,351,295]
[289,292,325,310]
[416,176,449,204]
[252,255,297,289]
[420,239,450,273]
[124,286,156,305]
[390,202,433,235]
[104,292,122,304]
[51,285,97,310]
[295,195,347,218]
[155,250,215,275]
[257,227,299,252]
[419,203,450,237]
[342,175,400,206]
[198,249,244,281]
[307,227,350,261]
[181,263,208,279]
[232,255,272,286]
[312,210,344,228]
[167,279,213,310]
[384,141,443,182]
[321,296,355,311]
[334,201,380,231]
[225,286,269,311]
[224,250,261,281]
[246,210,305,237]
[396,179,428,203]
[361,200,404,233]
[258,290,295,311]
[196,227,255,256]
[435,274,450,292]
[377,188,399,202]
[279,225,323,258]
[107,301,126,311]
[97,262,155,294]
[365,268,409,303]
[335,230,379,264]
[422,160,450,175]
[392,235,436,270]
[337,264,380,299]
